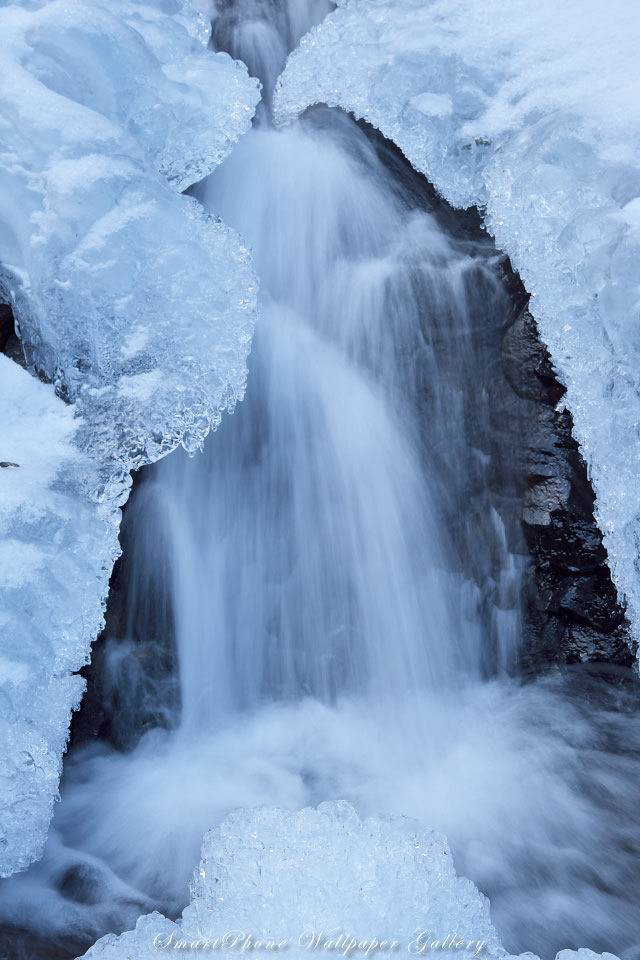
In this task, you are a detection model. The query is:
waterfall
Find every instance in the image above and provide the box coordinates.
[2,3,639,959]
[134,1,523,736]
[153,116,510,732]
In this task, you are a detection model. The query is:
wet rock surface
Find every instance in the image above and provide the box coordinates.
[372,124,633,670]
[501,303,635,669]
[0,301,25,369]
[69,467,180,752]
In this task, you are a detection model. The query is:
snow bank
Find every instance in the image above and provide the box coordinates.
[274,0,640,650]
[79,802,619,960]
[0,0,259,875]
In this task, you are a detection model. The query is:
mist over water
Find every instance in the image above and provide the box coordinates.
[2,2,640,959]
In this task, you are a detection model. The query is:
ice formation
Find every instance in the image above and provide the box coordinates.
[80,802,620,960]
[275,0,640,650]
[0,0,260,481]
[0,0,259,875]
[80,802,502,958]
[0,357,118,877]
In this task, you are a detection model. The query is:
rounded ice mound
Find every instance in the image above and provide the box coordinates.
[188,802,498,950]
[83,802,500,957]
[80,802,621,959]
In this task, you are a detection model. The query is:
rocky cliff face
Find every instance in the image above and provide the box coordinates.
[366,121,633,671]
[384,126,635,669]
[501,302,634,669]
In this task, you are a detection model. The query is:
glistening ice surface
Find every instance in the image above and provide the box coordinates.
[0,0,260,479]
[0,0,259,876]
[78,802,624,960]
[77,802,515,959]
[275,0,640,652]
[0,357,117,879]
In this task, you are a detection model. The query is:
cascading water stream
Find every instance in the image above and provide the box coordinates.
[117,0,525,739]
[166,120,495,729]
[1,3,640,959]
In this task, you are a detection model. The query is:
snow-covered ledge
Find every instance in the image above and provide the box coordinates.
[0,0,259,876]
[274,0,640,654]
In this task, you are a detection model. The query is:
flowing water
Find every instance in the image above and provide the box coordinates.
[2,2,640,958]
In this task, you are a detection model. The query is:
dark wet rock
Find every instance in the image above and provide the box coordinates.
[70,468,180,753]
[502,306,634,669]
[0,301,14,349]
[0,301,26,369]
[58,864,106,906]
[364,118,633,671]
